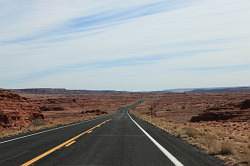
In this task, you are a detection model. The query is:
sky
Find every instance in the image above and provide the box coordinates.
[0,0,250,91]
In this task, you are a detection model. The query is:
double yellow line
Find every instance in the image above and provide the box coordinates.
[21,119,111,166]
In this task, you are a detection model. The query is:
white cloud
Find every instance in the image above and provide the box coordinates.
[0,0,250,90]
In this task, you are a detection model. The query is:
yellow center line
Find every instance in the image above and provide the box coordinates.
[21,119,111,166]
[65,140,76,147]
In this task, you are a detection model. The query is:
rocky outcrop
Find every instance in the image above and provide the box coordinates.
[239,99,250,110]
[190,111,238,122]
[81,109,108,115]
[1,89,142,129]
[39,106,64,112]
[0,90,44,128]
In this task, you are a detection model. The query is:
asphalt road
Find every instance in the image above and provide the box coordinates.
[0,108,223,166]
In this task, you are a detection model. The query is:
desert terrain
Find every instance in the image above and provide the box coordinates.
[0,88,249,165]
[0,89,141,137]
[131,92,250,166]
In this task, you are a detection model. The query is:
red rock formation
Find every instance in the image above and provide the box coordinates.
[0,90,44,128]
[239,99,250,110]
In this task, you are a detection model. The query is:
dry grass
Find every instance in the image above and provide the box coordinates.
[132,111,250,166]
[206,138,233,155]
[32,119,46,126]
[236,139,250,166]
[177,127,201,138]
[203,134,221,155]
[220,142,234,155]
[0,128,24,138]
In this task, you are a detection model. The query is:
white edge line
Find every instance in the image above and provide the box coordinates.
[0,114,109,145]
[127,112,184,166]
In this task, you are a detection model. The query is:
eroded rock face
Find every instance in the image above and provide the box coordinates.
[0,90,44,128]
[0,112,9,124]
[1,89,142,129]
[239,99,250,110]
[190,112,238,122]
[0,90,25,100]
[81,109,108,115]
[39,106,64,112]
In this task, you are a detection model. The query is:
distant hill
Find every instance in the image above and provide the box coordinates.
[7,86,250,94]
[158,87,250,93]
[189,87,250,93]
[10,88,127,95]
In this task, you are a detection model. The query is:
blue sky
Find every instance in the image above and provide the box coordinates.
[1,0,250,91]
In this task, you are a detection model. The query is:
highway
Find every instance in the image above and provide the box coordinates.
[0,107,223,166]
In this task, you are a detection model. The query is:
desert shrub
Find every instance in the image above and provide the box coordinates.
[184,127,201,138]
[205,135,233,155]
[237,145,250,166]
[220,142,233,155]
[204,134,221,155]
[32,119,45,126]
[177,127,201,138]
[247,148,250,166]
